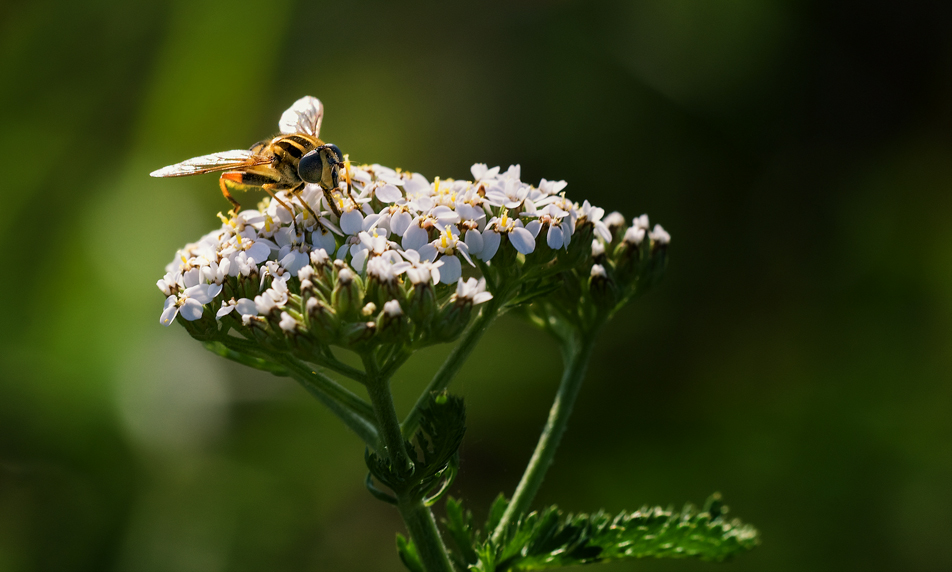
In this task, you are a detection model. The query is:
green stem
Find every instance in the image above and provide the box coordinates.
[365,363,411,470]
[202,341,288,375]
[364,358,454,572]
[490,332,597,544]
[398,497,455,572]
[401,298,503,435]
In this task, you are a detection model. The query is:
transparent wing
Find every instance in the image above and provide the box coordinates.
[279,95,323,137]
[149,150,270,177]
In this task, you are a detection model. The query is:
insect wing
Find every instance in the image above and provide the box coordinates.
[279,95,323,137]
[150,150,269,177]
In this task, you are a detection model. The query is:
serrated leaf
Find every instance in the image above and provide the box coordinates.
[445,497,480,568]
[396,533,425,572]
[367,393,466,503]
[485,494,510,535]
[416,494,758,571]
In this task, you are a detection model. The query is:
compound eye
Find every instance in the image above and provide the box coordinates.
[298,150,325,184]
[325,144,343,163]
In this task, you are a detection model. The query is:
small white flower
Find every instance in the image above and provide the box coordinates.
[591,264,607,278]
[217,298,258,319]
[455,278,493,305]
[623,226,646,245]
[383,299,403,317]
[279,311,299,332]
[649,224,670,244]
[367,255,411,283]
[310,248,330,266]
[401,249,443,285]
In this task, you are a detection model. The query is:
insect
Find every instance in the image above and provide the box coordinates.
[150,96,346,219]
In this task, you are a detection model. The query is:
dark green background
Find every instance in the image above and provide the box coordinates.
[0,1,949,570]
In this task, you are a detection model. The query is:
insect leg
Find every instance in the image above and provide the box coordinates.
[218,174,244,213]
[259,184,297,219]
[285,182,324,227]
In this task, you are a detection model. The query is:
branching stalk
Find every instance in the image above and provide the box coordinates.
[364,357,455,572]
[491,332,597,543]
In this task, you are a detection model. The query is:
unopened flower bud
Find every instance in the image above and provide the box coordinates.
[433,300,472,342]
[649,224,670,250]
[305,296,339,342]
[562,219,595,267]
[604,211,627,242]
[591,239,606,263]
[376,299,408,343]
[406,281,437,328]
[589,263,617,311]
[342,321,376,346]
[332,267,364,321]
[362,302,377,317]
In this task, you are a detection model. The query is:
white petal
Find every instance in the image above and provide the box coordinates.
[235,298,258,316]
[160,296,179,326]
[216,303,236,319]
[312,228,338,252]
[352,249,369,271]
[464,229,484,257]
[470,163,487,180]
[390,211,411,236]
[457,242,474,266]
[546,225,564,250]
[402,222,429,251]
[245,242,271,264]
[375,184,402,203]
[432,206,461,223]
[278,311,298,332]
[180,298,204,321]
[340,210,363,235]
[439,256,462,284]
[509,227,536,254]
[418,244,438,262]
[480,230,500,261]
[183,268,200,288]
[336,244,349,260]
[207,283,223,299]
[525,220,542,238]
[185,284,213,304]
[473,292,493,305]
[280,250,309,275]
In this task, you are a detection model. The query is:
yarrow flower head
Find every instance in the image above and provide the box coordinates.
[157,159,670,353]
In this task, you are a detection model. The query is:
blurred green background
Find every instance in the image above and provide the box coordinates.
[1,1,949,570]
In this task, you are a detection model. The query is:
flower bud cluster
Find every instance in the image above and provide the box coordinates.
[538,210,670,328]
[157,160,669,350]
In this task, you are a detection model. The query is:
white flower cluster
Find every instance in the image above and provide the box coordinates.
[157,161,670,348]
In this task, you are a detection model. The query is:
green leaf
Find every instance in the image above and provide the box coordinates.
[412,493,758,571]
[445,497,480,568]
[396,533,425,572]
[366,393,466,504]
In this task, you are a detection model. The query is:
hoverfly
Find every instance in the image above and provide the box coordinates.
[150,96,346,219]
